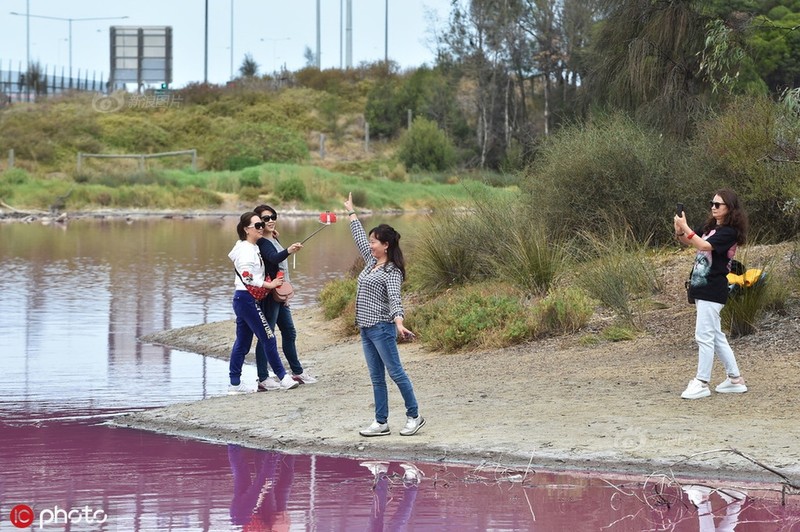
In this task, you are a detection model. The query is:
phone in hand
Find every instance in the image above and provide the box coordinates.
[676,203,684,217]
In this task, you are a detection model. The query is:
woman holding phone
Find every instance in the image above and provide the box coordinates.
[674,189,748,399]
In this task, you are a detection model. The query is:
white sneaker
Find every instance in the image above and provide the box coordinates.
[682,485,712,507]
[227,382,252,395]
[292,372,318,384]
[715,377,747,394]
[359,460,389,476]
[279,374,299,390]
[399,415,426,436]
[257,377,280,392]
[400,463,424,483]
[681,379,711,399]
[359,421,390,437]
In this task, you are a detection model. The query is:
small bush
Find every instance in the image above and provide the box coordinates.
[229,156,263,172]
[275,177,307,202]
[1,168,30,185]
[397,117,456,172]
[238,186,261,203]
[600,326,637,342]
[239,168,262,187]
[534,286,594,334]
[318,277,357,325]
[410,284,535,350]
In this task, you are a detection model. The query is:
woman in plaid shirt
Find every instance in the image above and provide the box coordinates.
[344,193,425,437]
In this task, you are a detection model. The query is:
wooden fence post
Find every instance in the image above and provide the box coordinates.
[8,149,14,169]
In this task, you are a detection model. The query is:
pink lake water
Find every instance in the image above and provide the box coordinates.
[1,217,798,530]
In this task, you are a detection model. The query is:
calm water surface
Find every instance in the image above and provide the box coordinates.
[1,216,797,531]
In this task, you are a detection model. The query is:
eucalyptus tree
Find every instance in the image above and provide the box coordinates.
[584,0,720,137]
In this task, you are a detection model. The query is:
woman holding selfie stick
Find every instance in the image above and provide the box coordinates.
[674,189,748,400]
[227,212,299,394]
[253,204,317,387]
[344,192,425,437]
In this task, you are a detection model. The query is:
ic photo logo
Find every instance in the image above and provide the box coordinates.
[8,504,107,529]
[91,92,126,113]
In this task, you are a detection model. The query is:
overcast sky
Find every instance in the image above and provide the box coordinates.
[0,0,454,87]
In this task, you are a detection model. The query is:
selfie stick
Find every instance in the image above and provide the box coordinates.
[300,211,338,244]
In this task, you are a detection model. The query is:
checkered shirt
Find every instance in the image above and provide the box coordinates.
[350,219,404,328]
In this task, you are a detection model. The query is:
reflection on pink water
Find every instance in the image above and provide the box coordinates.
[1,422,798,531]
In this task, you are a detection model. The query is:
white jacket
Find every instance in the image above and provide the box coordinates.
[228,240,266,290]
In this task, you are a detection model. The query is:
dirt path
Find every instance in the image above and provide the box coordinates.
[119,291,800,485]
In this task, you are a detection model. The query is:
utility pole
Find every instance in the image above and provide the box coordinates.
[345,0,352,68]
[384,0,388,63]
[204,0,209,83]
[315,0,321,69]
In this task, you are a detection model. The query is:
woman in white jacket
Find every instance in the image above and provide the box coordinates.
[228,212,299,393]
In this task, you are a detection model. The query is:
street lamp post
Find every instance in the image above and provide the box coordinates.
[9,11,129,81]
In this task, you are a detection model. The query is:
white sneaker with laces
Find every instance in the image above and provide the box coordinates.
[257,377,280,392]
[715,377,747,394]
[399,415,426,436]
[359,421,390,437]
[227,382,252,395]
[681,379,711,399]
[292,372,318,384]
[279,374,300,390]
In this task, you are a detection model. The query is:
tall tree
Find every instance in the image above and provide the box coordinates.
[584,0,716,136]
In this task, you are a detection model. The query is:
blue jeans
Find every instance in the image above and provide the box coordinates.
[360,321,419,423]
[256,298,303,375]
[229,291,286,384]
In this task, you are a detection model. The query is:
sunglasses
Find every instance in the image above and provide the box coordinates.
[248,222,266,229]
[709,201,726,209]
[261,214,278,222]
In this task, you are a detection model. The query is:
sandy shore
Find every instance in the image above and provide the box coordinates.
[116,296,800,486]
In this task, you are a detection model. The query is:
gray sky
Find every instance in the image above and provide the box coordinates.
[0,0,453,87]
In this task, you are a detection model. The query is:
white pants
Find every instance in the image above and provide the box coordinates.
[694,299,741,382]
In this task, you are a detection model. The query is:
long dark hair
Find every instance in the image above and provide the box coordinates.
[236,211,258,240]
[702,188,748,245]
[369,224,406,280]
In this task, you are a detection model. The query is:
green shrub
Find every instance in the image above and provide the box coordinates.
[1,168,30,185]
[239,168,262,187]
[534,286,594,334]
[275,177,307,202]
[522,112,683,243]
[410,284,536,350]
[318,278,357,335]
[600,326,637,342]
[397,117,456,172]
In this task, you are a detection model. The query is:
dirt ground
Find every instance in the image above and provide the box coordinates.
[116,245,800,487]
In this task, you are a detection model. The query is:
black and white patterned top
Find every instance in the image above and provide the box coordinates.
[350,219,404,328]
